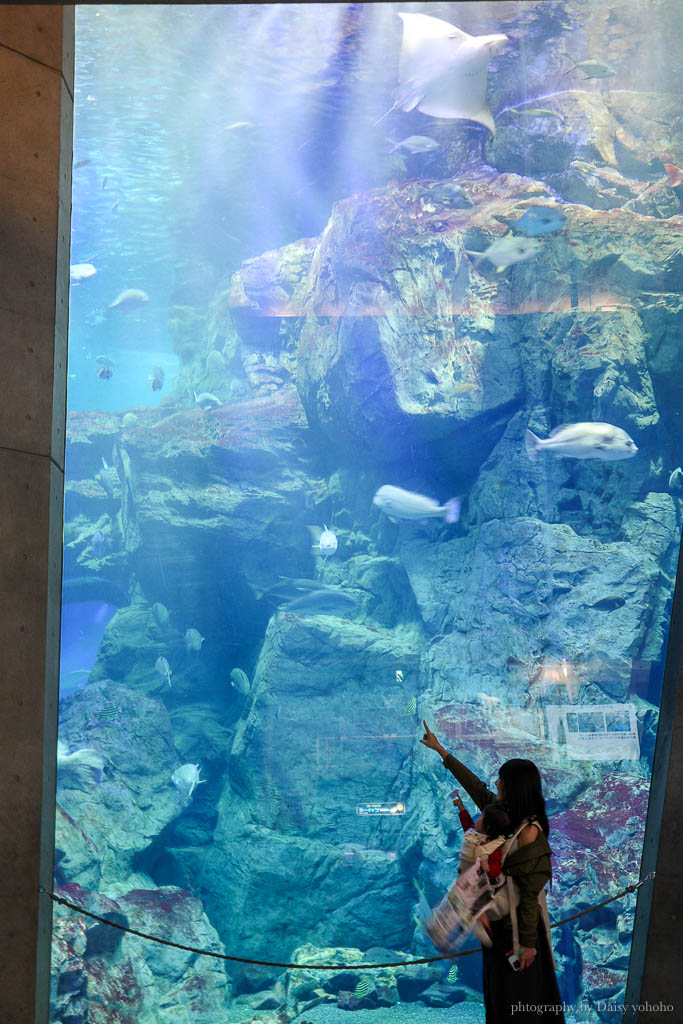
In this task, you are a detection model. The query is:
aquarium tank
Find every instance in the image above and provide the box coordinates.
[51,2,683,1023]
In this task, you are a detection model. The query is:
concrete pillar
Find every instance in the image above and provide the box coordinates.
[0,7,73,1023]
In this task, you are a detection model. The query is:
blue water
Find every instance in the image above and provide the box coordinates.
[54,4,683,1024]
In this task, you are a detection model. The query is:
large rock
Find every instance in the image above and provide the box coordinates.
[57,681,183,887]
[199,611,423,962]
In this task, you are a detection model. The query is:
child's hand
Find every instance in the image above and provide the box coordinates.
[452,792,465,811]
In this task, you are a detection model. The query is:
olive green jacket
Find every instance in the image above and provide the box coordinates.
[442,753,553,949]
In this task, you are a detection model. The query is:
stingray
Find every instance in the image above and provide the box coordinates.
[378,12,507,134]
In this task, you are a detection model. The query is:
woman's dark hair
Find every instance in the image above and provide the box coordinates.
[481,802,510,840]
[498,758,550,837]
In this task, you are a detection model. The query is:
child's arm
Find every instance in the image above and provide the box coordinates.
[458,808,475,831]
[487,847,503,878]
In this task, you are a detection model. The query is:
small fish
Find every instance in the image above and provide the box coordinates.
[221,120,255,132]
[229,667,251,695]
[96,364,114,381]
[171,763,205,799]
[73,158,92,169]
[194,390,222,411]
[152,602,170,628]
[389,135,440,155]
[447,964,458,984]
[423,181,473,207]
[185,627,205,653]
[466,233,542,273]
[525,422,638,461]
[353,978,372,999]
[508,107,562,121]
[206,350,225,373]
[513,206,567,237]
[70,262,97,283]
[563,59,617,79]
[91,529,109,559]
[149,366,165,392]
[310,525,338,558]
[155,655,172,686]
[664,163,683,188]
[668,467,683,493]
[122,412,138,429]
[108,288,150,311]
[396,669,404,684]
[373,485,460,523]
[405,696,417,715]
[97,704,119,721]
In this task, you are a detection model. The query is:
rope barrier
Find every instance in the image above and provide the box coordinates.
[39,870,655,970]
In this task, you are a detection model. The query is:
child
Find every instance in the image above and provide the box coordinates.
[422,793,510,952]
[449,792,510,937]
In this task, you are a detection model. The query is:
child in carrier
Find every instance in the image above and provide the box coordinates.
[422,792,511,952]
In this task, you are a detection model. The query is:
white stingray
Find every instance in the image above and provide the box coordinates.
[392,12,507,134]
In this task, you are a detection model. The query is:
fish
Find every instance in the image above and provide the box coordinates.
[388,12,507,134]
[447,963,459,984]
[171,763,205,799]
[185,628,205,652]
[221,120,254,132]
[152,602,170,628]
[194,390,222,411]
[664,163,683,188]
[525,422,638,461]
[668,467,683,493]
[396,669,404,684]
[96,365,113,381]
[229,667,251,695]
[373,485,461,523]
[122,412,138,429]
[149,366,165,392]
[282,589,359,617]
[513,206,567,237]
[73,158,92,169]
[508,107,562,121]
[96,457,118,499]
[310,525,338,558]
[91,529,109,559]
[353,978,372,999]
[206,350,225,373]
[260,578,339,605]
[108,288,150,311]
[70,262,97,283]
[423,181,473,207]
[466,234,542,273]
[97,704,120,721]
[562,59,617,79]
[388,135,440,155]
[155,655,172,686]
[405,696,417,715]
[56,740,105,791]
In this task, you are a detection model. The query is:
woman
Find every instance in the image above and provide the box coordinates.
[421,720,565,1024]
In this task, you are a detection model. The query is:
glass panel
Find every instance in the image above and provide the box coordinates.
[52,3,683,1024]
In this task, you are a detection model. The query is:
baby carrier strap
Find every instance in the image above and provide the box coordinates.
[501,817,544,957]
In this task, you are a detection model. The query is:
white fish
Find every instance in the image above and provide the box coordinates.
[391,12,507,134]
[152,602,170,628]
[669,467,683,493]
[171,763,205,799]
[70,262,96,283]
[155,655,172,686]
[373,485,461,523]
[57,740,104,791]
[108,288,150,311]
[466,234,542,273]
[194,390,222,411]
[525,423,638,461]
[388,135,440,155]
[230,667,251,695]
[185,627,205,652]
[310,525,338,558]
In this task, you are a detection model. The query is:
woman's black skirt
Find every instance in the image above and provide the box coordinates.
[481,917,565,1023]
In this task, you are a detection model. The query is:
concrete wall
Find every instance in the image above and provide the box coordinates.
[0,7,73,1023]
